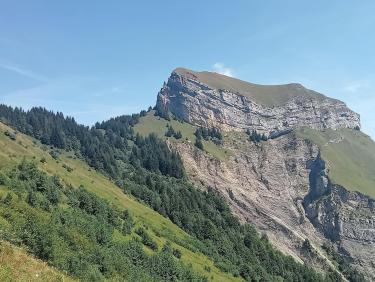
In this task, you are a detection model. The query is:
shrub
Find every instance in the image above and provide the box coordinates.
[49,150,59,160]
[174,131,182,139]
[4,130,16,140]
[0,171,8,185]
[2,193,13,205]
[194,137,204,150]
[135,227,158,251]
[62,163,73,172]
[173,248,182,259]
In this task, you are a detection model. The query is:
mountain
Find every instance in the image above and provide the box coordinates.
[0,122,240,281]
[0,67,373,281]
[151,68,375,280]
[0,109,337,281]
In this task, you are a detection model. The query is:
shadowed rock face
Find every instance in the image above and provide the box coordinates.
[303,158,375,279]
[156,68,374,279]
[156,68,360,135]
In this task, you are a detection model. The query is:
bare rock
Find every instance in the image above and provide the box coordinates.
[156,68,360,135]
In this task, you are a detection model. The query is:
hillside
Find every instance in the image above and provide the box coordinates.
[0,241,73,282]
[0,122,239,282]
[0,105,337,282]
[0,68,372,281]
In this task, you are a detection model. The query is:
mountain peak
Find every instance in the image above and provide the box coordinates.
[156,68,360,134]
[171,67,331,106]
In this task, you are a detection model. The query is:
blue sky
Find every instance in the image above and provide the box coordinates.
[0,1,374,139]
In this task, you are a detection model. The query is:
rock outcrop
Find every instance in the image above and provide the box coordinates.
[304,158,375,279]
[156,68,360,135]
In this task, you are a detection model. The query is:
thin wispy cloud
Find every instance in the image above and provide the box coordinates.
[0,62,48,82]
[212,63,234,77]
[342,80,371,94]
[93,85,127,97]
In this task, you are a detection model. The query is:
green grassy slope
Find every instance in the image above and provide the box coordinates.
[0,122,240,282]
[174,68,330,106]
[296,127,375,199]
[134,111,231,161]
[0,240,74,282]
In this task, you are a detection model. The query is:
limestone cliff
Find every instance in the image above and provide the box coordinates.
[156,68,360,135]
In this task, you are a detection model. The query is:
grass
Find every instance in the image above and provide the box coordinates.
[134,111,231,161]
[296,127,375,199]
[174,67,329,106]
[0,240,73,282]
[135,112,196,141]
[0,122,241,282]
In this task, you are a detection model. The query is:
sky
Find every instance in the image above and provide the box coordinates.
[0,1,374,139]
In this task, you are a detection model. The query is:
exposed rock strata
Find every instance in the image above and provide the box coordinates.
[173,134,375,280]
[304,157,375,278]
[157,69,360,135]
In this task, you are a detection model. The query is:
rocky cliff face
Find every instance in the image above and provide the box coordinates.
[304,159,375,279]
[156,68,360,136]
[157,68,373,279]
[174,133,375,280]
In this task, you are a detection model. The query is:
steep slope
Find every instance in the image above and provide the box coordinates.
[0,122,239,282]
[0,241,74,282]
[152,68,374,280]
[156,68,360,134]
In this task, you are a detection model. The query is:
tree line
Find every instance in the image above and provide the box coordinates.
[0,105,183,179]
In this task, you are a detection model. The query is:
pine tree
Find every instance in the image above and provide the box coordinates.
[50,127,65,148]
[195,137,204,150]
[174,131,182,139]
[165,125,175,137]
